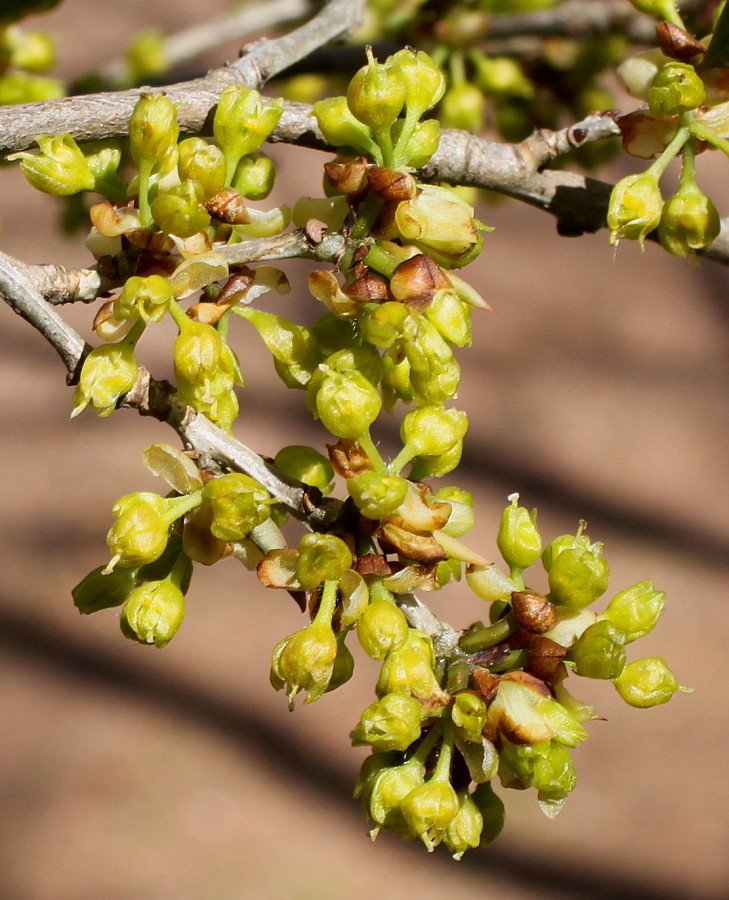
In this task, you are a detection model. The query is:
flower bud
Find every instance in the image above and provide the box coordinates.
[452,692,487,741]
[612,657,686,708]
[352,692,423,751]
[440,81,486,132]
[173,319,224,391]
[232,153,276,200]
[443,790,483,859]
[177,137,227,198]
[8,28,55,73]
[295,532,352,590]
[600,579,665,642]
[471,781,505,848]
[400,779,460,852]
[648,62,705,115]
[213,85,283,183]
[114,275,172,324]
[71,341,138,418]
[466,564,518,604]
[543,530,610,609]
[236,308,318,389]
[658,183,720,257]
[10,133,95,195]
[394,117,441,168]
[425,290,472,347]
[497,493,542,571]
[0,72,63,104]
[377,633,446,704]
[400,403,468,460]
[271,620,338,705]
[389,48,446,119]
[313,96,379,157]
[395,185,479,263]
[356,588,409,659]
[348,471,409,520]
[435,486,475,537]
[568,619,626,679]
[106,492,171,570]
[151,179,211,238]
[347,46,407,132]
[121,577,185,647]
[472,54,534,99]
[273,445,334,493]
[125,27,166,81]
[129,93,179,171]
[607,172,663,248]
[72,564,139,615]
[365,758,425,837]
[314,367,382,439]
[203,473,272,541]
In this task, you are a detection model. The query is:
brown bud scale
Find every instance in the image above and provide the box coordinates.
[205,188,250,225]
[510,590,559,634]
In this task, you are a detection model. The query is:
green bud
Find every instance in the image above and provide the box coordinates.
[600,579,665,642]
[271,620,338,706]
[658,183,720,257]
[125,28,166,82]
[347,46,407,132]
[72,564,139,614]
[443,790,483,859]
[114,275,172,324]
[568,619,626,679]
[395,185,479,263]
[106,492,171,570]
[360,301,411,349]
[177,137,227,199]
[173,319,224,392]
[440,81,486,132]
[466,563,518,603]
[400,779,460,851]
[608,172,663,248]
[388,48,446,119]
[472,55,534,99]
[424,290,472,347]
[120,577,185,647]
[0,72,63,104]
[313,96,379,157]
[10,133,95,196]
[648,62,705,115]
[399,403,468,463]
[497,493,542,571]
[71,340,138,418]
[274,445,334,494]
[408,440,462,479]
[295,533,352,590]
[8,29,55,73]
[612,657,686,708]
[213,85,283,184]
[352,692,424,751]
[236,307,318,389]
[435,486,475,537]
[348,471,409,520]
[377,633,445,702]
[471,781,505,848]
[232,153,276,201]
[356,588,409,659]
[394,117,441,168]
[129,93,179,171]
[203,473,271,541]
[314,367,382,439]
[366,759,425,837]
[543,529,610,609]
[452,692,487,741]
[151,179,211,238]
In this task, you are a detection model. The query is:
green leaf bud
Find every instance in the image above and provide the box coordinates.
[600,579,665,642]
[452,692,487,741]
[347,46,407,132]
[114,275,172,324]
[273,445,334,493]
[232,153,276,201]
[151,179,211,238]
[72,564,139,615]
[71,341,138,418]
[352,692,424,751]
[543,529,610,609]
[213,85,283,184]
[106,492,171,570]
[120,577,185,647]
[356,588,409,659]
[295,533,352,590]
[10,133,95,195]
[497,493,542,571]
[648,62,705,115]
[658,183,720,257]
[348,471,409,520]
[203,473,272,541]
[466,564,518,603]
[312,96,379,157]
[271,620,338,706]
[314,367,382,439]
[388,48,446,119]
[129,93,179,171]
[612,657,686,708]
[177,137,227,199]
[440,81,486,132]
[471,781,505,848]
[568,619,626,679]
[443,790,483,859]
[400,779,460,852]
[607,172,663,248]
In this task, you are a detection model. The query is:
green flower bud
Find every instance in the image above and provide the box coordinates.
[397,403,468,469]
[395,185,479,263]
[617,49,668,102]
[612,657,686,707]
[356,588,409,659]
[106,492,171,570]
[408,440,462,479]
[203,473,272,541]
[394,117,441,168]
[129,93,179,171]
[177,137,227,199]
[232,153,276,201]
[440,81,486,132]
[273,445,334,494]
[443,790,483,859]
[80,140,126,202]
[435,486,475,537]
[347,46,407,132]
[114,275,172,324]
[313,96,379,157]
[352,692,424,751]
[8,28,55,73]
[568,619,626,679]
[472,54,534,99]
[400,779,460,851]
[388,48,446,119]
[471,781,505,848]
[543,529,610,609]
[72,564,139,615]
[466,563,518,603]
[452,692,487,741]
[497,493,542,571]
[121,577,185,647]
[71,340,138,418]
[424,290,472,347]
[151,179,211,238]
[213,85,283,184]
[360,301,411,349]
[348,471,409,520]
[607,172,663,248]
[10,133,95,196]
[173,319,224,392]
[314,367,382,439]
[377,634,445,702]
[366,759,425,837]
[600,579,665,642]
[125,28,166,82]
[271,620,338,706]
[648,62,705,115]
[295,533,352,590]
[658,183,720,257]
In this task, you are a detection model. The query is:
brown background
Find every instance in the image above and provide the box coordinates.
[1,2,727,898]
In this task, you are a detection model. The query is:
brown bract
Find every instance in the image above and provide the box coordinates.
[510,590,559,634]
[204,187,250,225]
[656,22,706,61]
[326,438,373,478]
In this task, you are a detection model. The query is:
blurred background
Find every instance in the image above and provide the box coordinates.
[1,1,727,898]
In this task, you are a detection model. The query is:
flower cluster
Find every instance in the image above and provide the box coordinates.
[0,8,62,105]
